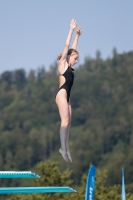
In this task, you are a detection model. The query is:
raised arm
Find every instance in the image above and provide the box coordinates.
[59,19,77,62]
[71,26,82,50]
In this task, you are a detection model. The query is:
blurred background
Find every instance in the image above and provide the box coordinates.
[0,1,133,199]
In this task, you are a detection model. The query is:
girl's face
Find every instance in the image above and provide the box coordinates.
[68,53,79,66]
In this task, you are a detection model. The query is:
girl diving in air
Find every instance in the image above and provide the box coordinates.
[55,19,82,163]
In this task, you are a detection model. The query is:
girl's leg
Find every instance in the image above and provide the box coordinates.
[66,102,72,162]
[56,94,70,162]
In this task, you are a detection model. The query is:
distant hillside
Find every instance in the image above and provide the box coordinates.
[0,49,133,187]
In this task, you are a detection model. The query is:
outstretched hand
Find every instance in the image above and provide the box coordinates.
[70,19,77,30]
[76,26,82,36]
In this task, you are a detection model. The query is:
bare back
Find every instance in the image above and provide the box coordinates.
[58,60,68,88]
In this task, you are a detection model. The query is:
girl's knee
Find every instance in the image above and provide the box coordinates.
[61,118,70,127]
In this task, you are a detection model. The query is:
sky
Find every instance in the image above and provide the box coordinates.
[0,0,133,74]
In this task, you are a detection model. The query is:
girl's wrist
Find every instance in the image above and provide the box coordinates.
[70,28,74,31]
[75,33,79,37]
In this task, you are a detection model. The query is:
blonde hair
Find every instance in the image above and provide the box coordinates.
[57,48,79,61]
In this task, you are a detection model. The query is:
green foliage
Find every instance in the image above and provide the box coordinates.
[95,169,120,200]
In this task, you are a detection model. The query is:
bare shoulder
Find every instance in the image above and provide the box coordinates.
[58,60,68,74]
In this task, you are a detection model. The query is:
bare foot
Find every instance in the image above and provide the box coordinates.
[67,151,72,163]
[59,148,69,162]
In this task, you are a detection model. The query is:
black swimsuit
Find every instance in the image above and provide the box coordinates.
[56,66,74,102]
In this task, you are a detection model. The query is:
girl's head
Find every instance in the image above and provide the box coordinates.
[57,48,79,66]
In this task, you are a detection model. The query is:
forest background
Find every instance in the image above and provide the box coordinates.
[0,49,133,199]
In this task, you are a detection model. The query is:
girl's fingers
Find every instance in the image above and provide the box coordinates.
[77,26,81,31]
[76,26,83,35]
[70,19,77,28]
